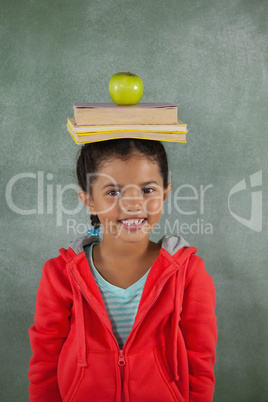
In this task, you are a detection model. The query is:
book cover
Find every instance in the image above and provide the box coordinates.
[73,103,178,109]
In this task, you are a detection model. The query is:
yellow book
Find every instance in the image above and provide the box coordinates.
[67,124,187,144]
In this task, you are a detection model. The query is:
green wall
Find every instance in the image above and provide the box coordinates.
[1,0,267,400]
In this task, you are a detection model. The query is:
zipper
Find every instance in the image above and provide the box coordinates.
[118,349,125,366]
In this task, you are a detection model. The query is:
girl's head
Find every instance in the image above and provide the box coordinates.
[77,139,171,239]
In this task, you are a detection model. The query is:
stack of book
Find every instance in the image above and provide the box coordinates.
[67,103,188,144]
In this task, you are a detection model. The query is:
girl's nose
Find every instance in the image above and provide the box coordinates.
[121,196,142,213]
[119,185,143,213]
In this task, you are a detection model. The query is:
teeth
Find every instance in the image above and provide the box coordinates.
[121,219,144,226]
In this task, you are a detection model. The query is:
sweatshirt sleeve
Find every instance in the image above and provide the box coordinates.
[28,258,72,402]
[179,256,217,402]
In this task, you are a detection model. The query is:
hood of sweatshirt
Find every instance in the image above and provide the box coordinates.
[68,234,191,256]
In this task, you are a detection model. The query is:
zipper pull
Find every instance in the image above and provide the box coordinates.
[118,349,125,366]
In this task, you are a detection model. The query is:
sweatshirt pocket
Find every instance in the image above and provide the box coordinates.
[62,366,85,402]
[127,348,184,402]
[59,351,117,402]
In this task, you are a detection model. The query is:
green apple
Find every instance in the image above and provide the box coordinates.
[109,72,144,105]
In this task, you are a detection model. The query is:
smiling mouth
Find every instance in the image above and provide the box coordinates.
[118,218,146,230]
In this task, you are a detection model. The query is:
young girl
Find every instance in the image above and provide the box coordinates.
[28,139,217,402]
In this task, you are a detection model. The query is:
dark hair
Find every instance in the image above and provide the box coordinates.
[77,139,169,229]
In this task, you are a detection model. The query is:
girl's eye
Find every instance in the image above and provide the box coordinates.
[142,187,154,194]
[107,189,121,196]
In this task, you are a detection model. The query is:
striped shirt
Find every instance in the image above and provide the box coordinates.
[85,243,150,348]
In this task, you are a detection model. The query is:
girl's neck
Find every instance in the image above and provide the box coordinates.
[99,234,154,260]
[92,235,161,289]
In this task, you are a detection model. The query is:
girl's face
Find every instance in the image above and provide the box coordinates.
[79,154,171,243]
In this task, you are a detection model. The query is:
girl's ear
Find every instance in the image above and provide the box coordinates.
[163,183,172,203]
[78,190,97,215]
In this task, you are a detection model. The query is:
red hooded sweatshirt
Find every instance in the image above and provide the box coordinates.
[29,235,217,401]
